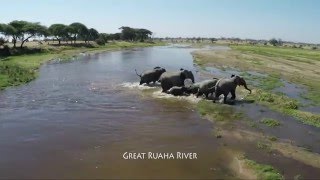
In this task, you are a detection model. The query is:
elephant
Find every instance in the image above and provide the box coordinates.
[135,67,166,85]
[180,68,195,83]
[214,75,251,103]
[195,78,219,98]
[166,86,190,96]
[159,69,195,92]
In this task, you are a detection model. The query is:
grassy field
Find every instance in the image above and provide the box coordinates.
[0,41,165,90]
[192,44,320,127]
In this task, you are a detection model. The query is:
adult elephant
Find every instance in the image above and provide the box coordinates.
[214,75,251,103]
[159,69,195,92]
[135,67,166,85]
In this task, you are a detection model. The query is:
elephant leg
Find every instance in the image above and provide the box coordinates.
[205,92,209,99]
[213,92,221,103]
[139,80,143,85]
[231,89,236,100]
[223,93,228,104]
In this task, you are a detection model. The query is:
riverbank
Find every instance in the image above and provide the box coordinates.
[0,41,166,90]
[192,44,320,127]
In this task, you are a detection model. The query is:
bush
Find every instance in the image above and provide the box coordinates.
[312,47,317,50]
[95,38,105,45]
[0,45,11,56]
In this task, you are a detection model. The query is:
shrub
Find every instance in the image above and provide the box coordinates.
[95,38,105,45]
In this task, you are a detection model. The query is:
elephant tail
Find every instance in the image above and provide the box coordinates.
[135,69,142,77]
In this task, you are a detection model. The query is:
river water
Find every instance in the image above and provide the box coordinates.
[0,46,319,179]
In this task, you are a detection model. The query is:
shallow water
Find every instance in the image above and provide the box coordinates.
[0,46,319,179]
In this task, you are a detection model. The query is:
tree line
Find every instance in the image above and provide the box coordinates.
[0,20,153,48]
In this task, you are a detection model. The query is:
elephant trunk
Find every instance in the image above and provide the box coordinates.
[135,69,142,77]
[243,83,251,94]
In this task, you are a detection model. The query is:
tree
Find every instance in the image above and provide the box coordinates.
[135,28,152,42]
[0,37,5,46]
[87,28,99,42]
[48,24,68,45]
[0,23,19,48]
[119,26,136,41]
[19,22,47,48]
[4,21,48,48]
[269,38,279,46]
[109,33,121,41]
[69,22,88,43]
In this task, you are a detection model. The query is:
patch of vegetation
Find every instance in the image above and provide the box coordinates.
[197,100,242,122]
[256,141,272,152]
[231,45,320,63]
[244,159,283,180]
[240,72,284,91]
[246,89,320,127]
[260,118,281,127]
[268,136,278,141]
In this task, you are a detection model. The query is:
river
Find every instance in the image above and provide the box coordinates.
[0,46,319,179]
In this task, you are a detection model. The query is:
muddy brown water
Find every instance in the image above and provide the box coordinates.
[0,46,319,179]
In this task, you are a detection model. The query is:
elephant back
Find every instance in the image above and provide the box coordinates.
[160,71,186,91]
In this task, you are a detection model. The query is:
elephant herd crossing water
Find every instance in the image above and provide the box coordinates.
[135,66,251,103]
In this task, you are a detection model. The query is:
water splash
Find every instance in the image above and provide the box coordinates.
[152,90,201,104]
[119,82,160,90]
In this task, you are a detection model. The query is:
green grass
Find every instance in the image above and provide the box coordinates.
[231,45,320,63]
[244,159,284,180]
[260,118,281,127]
[0,41,166,90]
[197,100,242,122]
[240,72,284,91]
[246,89,320,127]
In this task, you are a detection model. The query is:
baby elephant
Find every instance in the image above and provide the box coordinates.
[196,78,219,98]
[166,86,190,96]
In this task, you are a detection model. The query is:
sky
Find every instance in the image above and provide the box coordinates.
[1,0,320,44]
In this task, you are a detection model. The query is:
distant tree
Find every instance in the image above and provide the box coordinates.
[63,26,74,44]
[278,38,283,46]
[109,33,121,41]
[119,26,136,41]
[87,28,99,42]
[5,21,48,48]
[135,28,152,42]
[196,37,201,43]
[210,38,217,43]
[48,24,68,45]
[269,38,279,46]
[0,23,19,48]
[19,22,48,48]
[69,22,88,43]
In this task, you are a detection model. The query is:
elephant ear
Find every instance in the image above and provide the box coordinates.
[238,77,246,86]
